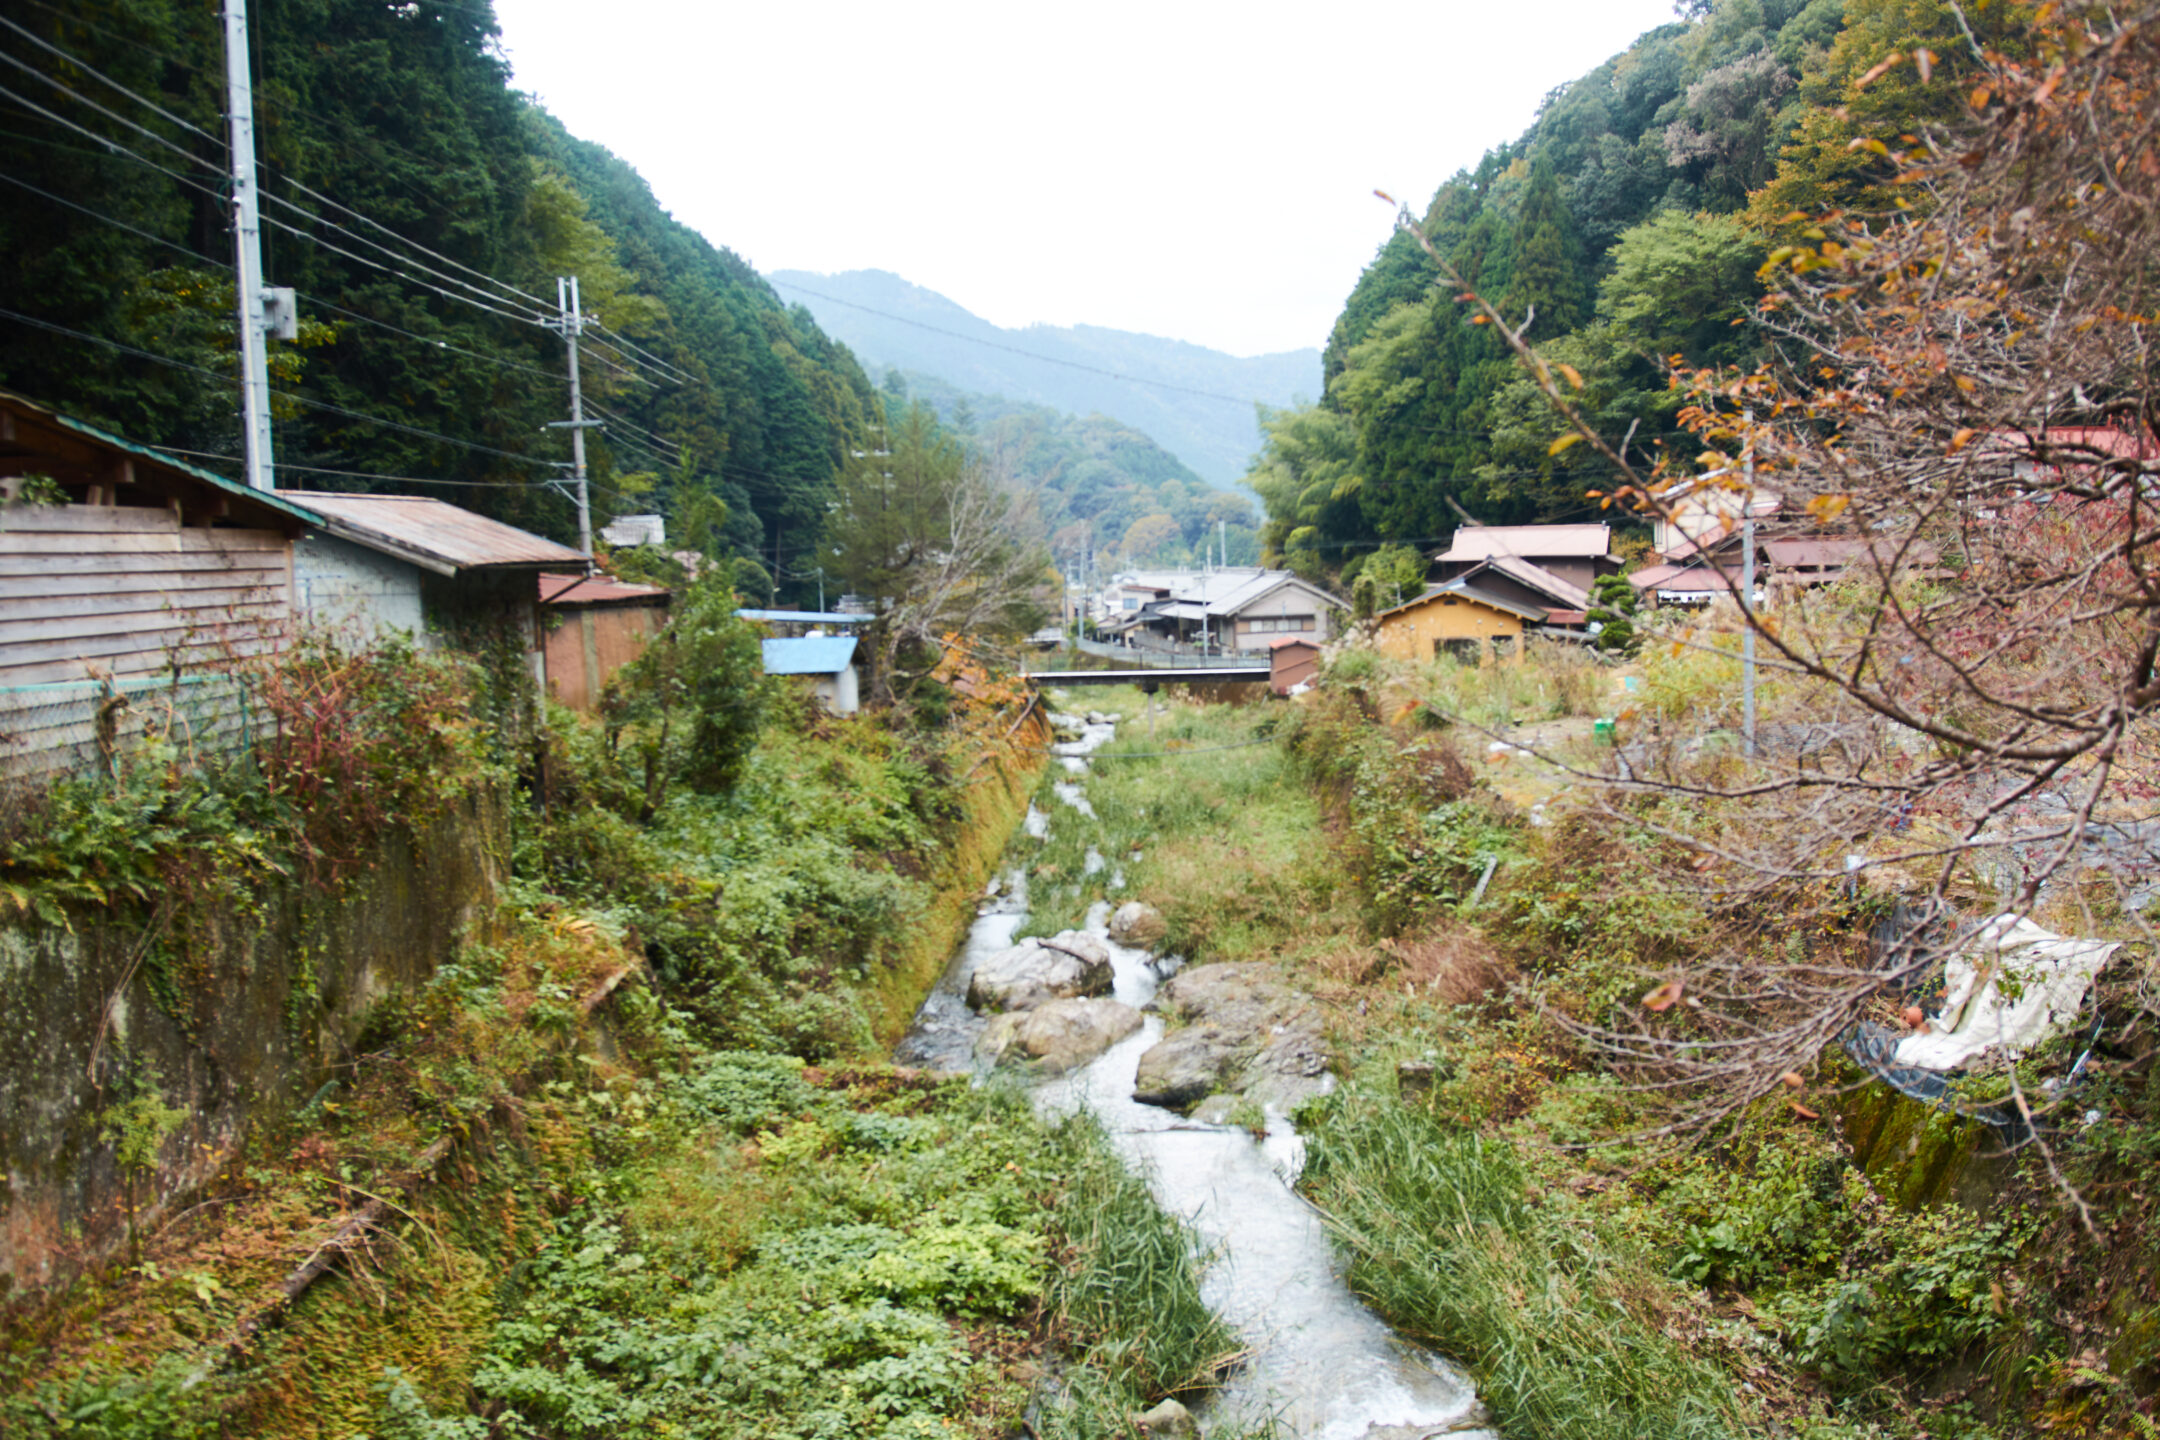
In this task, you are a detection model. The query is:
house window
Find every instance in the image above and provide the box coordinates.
[1122,597,1139,610]
[1437,638,1482,665]
[1491,635,1516,661]
[1245,615,1317,633]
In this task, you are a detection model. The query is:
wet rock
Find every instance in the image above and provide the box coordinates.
[1047,710,1088,740]
[965,931,1113,1012]
[1133,1026,1238,1109]
[1130,1397,1197,1437]
[1086,710,1109,726]
[1132,963,1331,1113]
[1107,900,1167,948]
[978,997,1141,1073]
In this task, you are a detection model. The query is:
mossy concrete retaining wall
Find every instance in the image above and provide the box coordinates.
[0,789,506,1289]
[1833,1075,2015,1213]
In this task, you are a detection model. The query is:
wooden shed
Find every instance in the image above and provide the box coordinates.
[1268,636,1320,696]
[0,392,318,777]
[539,572,671,713]
[1372,580,1545,667]
[283,492,586,691]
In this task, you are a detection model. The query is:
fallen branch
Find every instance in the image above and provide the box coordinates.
[228,1131,458,1350]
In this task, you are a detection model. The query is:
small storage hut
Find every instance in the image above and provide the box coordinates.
[283,492,586,687]
[539,571,671,713]
[1268,636,1320,696]
[1372,580,1544,666]
[0,391,319,777]
[761,634,861,715]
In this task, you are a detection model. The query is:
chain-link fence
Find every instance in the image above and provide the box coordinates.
[0,674,259,784]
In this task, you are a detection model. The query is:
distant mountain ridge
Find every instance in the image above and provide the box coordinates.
[768,270,1320,484]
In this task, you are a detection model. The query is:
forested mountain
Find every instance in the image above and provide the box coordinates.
[1258,0,2030,580]
[0,0,876,596]
[768,269,1319,486]
[884,370,1260,575]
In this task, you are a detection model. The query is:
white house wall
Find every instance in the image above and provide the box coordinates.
[295,532,424,640]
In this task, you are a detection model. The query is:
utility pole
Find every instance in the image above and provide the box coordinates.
[1741,409,1758,757]
[548,276,599,566]
[223,0,286,492]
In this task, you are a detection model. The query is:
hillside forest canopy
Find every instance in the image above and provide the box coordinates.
[0,0,884,604]
[1254,0,2036,590]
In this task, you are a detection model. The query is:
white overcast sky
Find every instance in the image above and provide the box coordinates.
[491,0,1683,359]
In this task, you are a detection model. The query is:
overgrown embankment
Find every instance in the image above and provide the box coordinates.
[0,600,1237,1440]
[1003,662,2160,1439]
[1269,652,2160,1440]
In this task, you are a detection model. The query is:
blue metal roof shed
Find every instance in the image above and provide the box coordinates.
[761,635,860,715]
[761,636,859,674]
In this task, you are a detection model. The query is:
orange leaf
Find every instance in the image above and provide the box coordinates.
[1855,52,1904,90]
[1948,427,1978,454]
[1641,979,1685,1013]
[1557,363,1585,390]
[1790,1103,1822,1120]
[1970,84,1992,110]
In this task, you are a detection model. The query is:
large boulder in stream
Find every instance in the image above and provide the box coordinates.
[1132,963,1331,1114]
[1107,900,1166,948]
[978,997,1142,1073]
[966,931,1113,1012]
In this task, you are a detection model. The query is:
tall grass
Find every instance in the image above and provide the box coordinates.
[1038,1109,1256,1438]
[1301,1096,1753,1440]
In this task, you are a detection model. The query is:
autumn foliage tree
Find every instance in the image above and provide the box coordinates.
[1403,4,2160,1153]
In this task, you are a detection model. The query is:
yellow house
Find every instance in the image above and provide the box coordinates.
[1372,581,1544,666]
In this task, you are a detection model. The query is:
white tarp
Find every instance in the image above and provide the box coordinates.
[1893,913,2118,1071]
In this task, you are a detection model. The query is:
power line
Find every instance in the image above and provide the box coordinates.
[260,185,553,322]
[260,211,550,329]
[0,78,228,206]
[586,320,696,387]
[0,168,230,270]
[6,19,560,330]
[0,167,573,396]
[769,279,1272,409]
[0,45,221,178]
[0,13,211,145]
[298,292,561,379]
[0,305,568,473]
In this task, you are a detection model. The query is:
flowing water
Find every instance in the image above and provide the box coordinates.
[897,715,1494,1439]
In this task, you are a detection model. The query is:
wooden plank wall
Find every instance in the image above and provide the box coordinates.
[0,505,292,777]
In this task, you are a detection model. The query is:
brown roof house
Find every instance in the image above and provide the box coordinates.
[1433,523,1619,595]
[1373,579,1546,667]
[285,491,586,691]
[539,571,671,713]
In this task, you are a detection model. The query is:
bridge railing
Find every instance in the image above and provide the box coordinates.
[1061,637,1260,669]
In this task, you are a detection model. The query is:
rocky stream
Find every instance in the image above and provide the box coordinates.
[896,711,1495,1440]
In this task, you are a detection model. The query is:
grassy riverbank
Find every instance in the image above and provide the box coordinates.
[1,663,1241,1439]
[1022,675,2143,1440]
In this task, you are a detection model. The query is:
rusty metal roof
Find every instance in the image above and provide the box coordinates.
[539,572,671,606]
[283,492,586,576]
[1435,523,1612,562]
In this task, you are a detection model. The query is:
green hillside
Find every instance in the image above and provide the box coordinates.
[887,370,1260,574]
[1260,0,2029,579]
[0,0,876,599]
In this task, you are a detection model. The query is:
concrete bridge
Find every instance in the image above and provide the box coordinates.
[1021,666,1270,689]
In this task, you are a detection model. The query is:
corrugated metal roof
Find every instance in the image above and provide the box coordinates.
[1380,579,1548,623]
[539,572,671,606]
[1436,523,1612,562]
[736,609,871,624]
[282,492,586,576]
[1464,554,1592,609]
[1628,563,1740,592]
[761,635,858,675]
